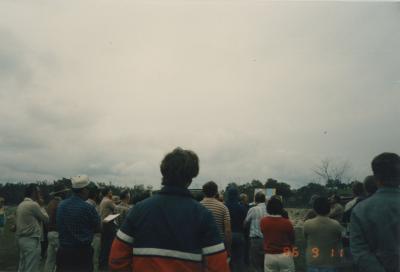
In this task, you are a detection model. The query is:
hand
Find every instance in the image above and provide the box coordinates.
[9,224,16,233]
[37,197,45,206]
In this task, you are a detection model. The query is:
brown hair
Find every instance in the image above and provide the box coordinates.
[160,147,199,187]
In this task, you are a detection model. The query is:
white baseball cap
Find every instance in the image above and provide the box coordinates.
[71,175,90,189]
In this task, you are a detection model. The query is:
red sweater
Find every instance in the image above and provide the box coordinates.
[260,216,295,254]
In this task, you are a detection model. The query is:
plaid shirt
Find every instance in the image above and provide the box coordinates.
[57,194,100,248]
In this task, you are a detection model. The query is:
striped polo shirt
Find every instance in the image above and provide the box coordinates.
[201,197,230,239]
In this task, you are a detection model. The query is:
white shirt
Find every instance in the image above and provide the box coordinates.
[244,203,268,238]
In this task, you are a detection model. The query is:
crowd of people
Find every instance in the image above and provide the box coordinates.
[0,148,399,272]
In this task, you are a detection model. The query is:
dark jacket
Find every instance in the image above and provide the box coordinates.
[225,187,247,233]
[109,185,229,272]
[350,187,400,272]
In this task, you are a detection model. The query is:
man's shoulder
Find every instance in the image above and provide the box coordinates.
[320,216,342,229]
[59,196,93,211]
[201,198,228,212]
[353,194,377,215]
[21,199,41,210]
[100,197,113,206]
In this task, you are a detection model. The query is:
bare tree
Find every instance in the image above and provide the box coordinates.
[313,159,352,183]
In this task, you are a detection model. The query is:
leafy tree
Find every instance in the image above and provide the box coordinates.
[293,182,328,207]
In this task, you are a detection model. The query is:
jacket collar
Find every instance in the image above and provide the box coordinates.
[377,187,400,194]
[159,185,193,198]
[268,214,282,218]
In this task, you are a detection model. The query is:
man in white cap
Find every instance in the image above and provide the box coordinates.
[56,175,101,272]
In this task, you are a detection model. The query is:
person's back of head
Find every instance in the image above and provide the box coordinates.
[71,175,91,199]
[101,187,112,199]
[87,183,100,202]
[330,194,341,205]
[267,197,283,215]
[119,190,130,202]
[309,194,319,207]
[363,175,378,195]
[313,197,331,216]
[254,192,266,204]
[371,152,400,187]
[240,193,248,205]
[160,147,199,188]
[352,181,365,197]
[24,183,39,200]
[203,181,218,198]
[225,186,239,205]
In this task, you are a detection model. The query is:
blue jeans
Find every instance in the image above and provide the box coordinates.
[307,267,337,272]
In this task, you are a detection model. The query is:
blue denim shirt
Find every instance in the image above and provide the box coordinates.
[350,187,400,272]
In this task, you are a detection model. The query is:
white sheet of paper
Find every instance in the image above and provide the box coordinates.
[103,213,120,223]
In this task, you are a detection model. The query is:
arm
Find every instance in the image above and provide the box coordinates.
[90,206,101,234]
[288,221,295,245]
[109,208,136,271]
[329,205,343,221]
[243,207,253,228]
[223,206,232,254]
[350,212,385,272]
[33,202,49,223]
[109,230,134,272]
[201,209,230,272]
[303,222,308,241]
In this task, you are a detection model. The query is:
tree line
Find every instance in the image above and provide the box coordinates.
[0,177,354,207]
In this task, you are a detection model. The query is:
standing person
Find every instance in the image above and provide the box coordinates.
[109,147,229,272]
[86,183,101,272]
[343,182,365,224]
[240,193,251,266]
[56,175,101,272]
[342,182,365,253]
[363,175,378,198]
[0,197,5,237]
[115,190,131,227]
[303,195,319,222]
[99,186,116,269]
[240,193,249,209]
[260,197,295,272]
[226,186,247,272]
[350,152,400,272]
[15,184,49,272]
[328,195,344,223]
[303,197,343,272]
[43,183,69,272]
[244,192,268,272]
[201,181,232,254]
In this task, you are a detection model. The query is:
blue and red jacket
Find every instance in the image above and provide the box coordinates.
[109,185,230,272]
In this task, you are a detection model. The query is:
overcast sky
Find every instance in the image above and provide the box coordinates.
[0,1,399,189]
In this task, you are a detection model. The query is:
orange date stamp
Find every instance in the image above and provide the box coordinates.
[283,247,344,258]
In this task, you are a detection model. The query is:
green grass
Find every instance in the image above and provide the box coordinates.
[0,207,19,271]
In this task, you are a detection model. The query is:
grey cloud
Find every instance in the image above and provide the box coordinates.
[0,2,399,189]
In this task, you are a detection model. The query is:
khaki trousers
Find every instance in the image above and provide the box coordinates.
[44,231,59,272]
[17,236,41,272]
[264,253,294,272]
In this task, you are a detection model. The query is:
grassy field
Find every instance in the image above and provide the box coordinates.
[0,207,20,271]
